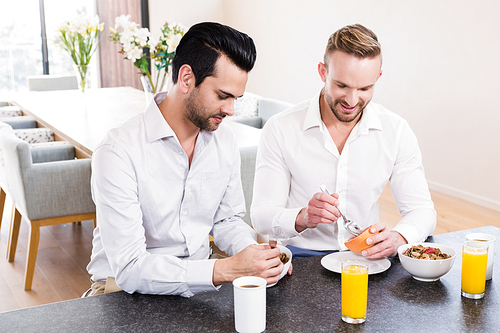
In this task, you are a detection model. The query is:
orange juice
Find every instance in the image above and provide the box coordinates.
[461,245,488,298]
[341,263,368,323]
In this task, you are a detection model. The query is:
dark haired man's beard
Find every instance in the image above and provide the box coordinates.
[185,90,222,132]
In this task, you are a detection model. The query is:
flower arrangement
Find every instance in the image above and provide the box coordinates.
[110,15,186,94]
[55,14,104,93]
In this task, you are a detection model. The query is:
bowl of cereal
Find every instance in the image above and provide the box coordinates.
[267,245,292,287]
[398,242,456,282]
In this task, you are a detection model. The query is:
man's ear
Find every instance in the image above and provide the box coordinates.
[177,64,195,94]
[318,62,327,83]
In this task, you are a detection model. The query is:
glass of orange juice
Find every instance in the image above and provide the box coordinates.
[341,260,368,324]
[461,241,489,299]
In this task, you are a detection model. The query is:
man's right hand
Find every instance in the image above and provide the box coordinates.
[212,244,283,286]
[295,192,342,233]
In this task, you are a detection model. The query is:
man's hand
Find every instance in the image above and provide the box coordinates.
[360,223,407,258]
[295,192,341,233]
[213,244,283,286]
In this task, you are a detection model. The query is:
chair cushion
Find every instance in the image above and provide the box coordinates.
[0,106,22,117]
[30,141,75,163]
[14,128,54,143]
[0,116,37,129]
[233,92,259,118]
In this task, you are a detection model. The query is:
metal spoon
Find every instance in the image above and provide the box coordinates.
[319,184,362,236]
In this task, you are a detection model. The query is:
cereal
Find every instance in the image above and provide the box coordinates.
[403,245,451,260]
[279,252,290,264]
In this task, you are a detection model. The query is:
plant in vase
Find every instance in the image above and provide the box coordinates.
[55,14,104,93]
[110,15,186,94]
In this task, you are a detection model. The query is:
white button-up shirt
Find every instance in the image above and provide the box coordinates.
[251,90,436,251]
[87,93,257,297]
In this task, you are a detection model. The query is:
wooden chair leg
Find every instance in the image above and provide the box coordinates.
[7,206,22,262]
[25,220,41,291]
[0,187,6,230]
[93,218,97,229]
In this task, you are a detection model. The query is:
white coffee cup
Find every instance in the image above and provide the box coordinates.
[466,233,495,280]
[233,276,266,333]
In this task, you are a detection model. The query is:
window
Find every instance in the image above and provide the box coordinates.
[0,0,95,95]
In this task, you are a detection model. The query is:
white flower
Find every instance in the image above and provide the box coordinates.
[115,14,132,29]
[119,29,135,45]
[126,45,142,61]
[135,27,150,47]
[166,32,183,53]
[148,35,159,48]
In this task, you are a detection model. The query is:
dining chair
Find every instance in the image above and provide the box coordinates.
[0,125,96,290]
[0,121,76,226]
[27,74,78,91]
[0,121,64,230]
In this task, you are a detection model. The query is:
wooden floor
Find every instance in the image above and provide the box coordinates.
[1,185,499,313]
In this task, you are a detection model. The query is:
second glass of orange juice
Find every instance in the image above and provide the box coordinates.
[341,260,368,324]
[461,241,489,299]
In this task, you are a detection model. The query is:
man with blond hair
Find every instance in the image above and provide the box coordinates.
[251,24,436,259]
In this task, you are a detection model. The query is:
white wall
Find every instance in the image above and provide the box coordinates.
[150,0,500,212]
[149,0,224,37]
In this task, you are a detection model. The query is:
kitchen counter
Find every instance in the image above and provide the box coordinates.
[1,226,498,332]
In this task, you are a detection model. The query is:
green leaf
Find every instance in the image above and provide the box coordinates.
[134,57,149,74]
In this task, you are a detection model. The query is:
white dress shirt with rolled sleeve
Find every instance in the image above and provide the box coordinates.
[251,90,436,251]
[87,93,257,297]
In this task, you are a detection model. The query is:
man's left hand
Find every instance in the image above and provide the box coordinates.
[360,223,407,258]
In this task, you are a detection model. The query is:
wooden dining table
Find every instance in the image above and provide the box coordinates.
[0,226,498,332]
[10,87,261,158]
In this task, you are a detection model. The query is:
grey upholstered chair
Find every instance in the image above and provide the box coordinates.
[0,105,38,129]
[230,92,293,128]
[0,125,96,290]
[0,122,67,230]
[27,74,78,91]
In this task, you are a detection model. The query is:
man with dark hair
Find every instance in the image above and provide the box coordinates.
[86,22,284,297]
[252,24,436,259]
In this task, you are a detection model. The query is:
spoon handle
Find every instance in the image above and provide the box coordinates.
[319,184,347,220]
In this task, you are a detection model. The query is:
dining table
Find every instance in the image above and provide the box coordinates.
[0,226,498,332]
[10,87,261,157]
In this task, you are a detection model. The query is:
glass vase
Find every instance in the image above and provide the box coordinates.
[140,75,154,106]
[73,64,89,94]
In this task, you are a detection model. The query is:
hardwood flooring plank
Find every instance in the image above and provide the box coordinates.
[35,246,91,300]
[0,229,61,309]
[0,269,19,313]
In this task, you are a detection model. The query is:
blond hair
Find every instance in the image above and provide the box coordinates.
[324,24,381,64]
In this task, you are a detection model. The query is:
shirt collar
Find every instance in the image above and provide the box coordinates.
[303,89,383,133]
[303,90,323,131]
[144,92,175,143]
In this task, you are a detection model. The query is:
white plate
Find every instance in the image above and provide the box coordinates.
[321,251,391,274]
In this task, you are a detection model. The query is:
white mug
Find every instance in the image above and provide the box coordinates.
[233,276,266,333]
[466,233,495,280]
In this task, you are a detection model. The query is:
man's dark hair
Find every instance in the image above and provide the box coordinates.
[172,22,257,87]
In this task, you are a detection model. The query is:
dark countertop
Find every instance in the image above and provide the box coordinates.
[1,226,499,333]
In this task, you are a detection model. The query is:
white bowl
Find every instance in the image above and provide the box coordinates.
[398,242,456,282]
[267,245,292,287]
